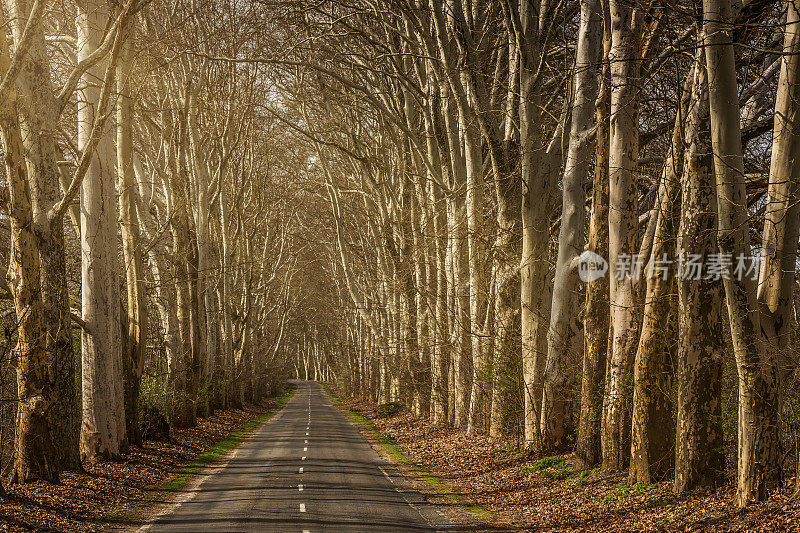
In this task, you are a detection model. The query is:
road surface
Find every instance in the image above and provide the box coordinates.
[142,381,451,532]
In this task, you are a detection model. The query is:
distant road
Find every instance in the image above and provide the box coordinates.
[142,381,451,532]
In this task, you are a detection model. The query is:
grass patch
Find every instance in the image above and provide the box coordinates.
[574,469,591,486]
[528,455,575,480]
[532,456,568,470]
[324,384,493,522]
[160,388,295,492]
[638,494,680,510]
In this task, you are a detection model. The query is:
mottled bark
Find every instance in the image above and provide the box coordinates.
[628,63,696,484]
[675,62,725,493]
[4,0,80,470]
[703,0,780,506]
[602,0,643,472]
[0,16,58,482]
[576,0,611,468]
[541,0,601,451]
[77,0,127,460]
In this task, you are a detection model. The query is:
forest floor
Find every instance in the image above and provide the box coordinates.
[331,389,800,532]
[0,389,292,532]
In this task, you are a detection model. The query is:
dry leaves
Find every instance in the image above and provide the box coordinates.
[0,402,278,532]
[337,392,800,533]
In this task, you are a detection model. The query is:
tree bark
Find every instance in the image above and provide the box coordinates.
[674,60,725,493]
[628,158,679,483]
[541,0,602,451]
[0,15,58,482]
[4,0,81,470]
[602,0,643,472]
[576,0,611,468]
[703,0,780,506]
[757,0,800,498]
[77,0,127,460]
[117,28,147,446]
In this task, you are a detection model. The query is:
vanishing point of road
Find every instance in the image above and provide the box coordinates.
[141,381,452,532]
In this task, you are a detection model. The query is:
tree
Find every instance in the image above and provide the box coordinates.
[0,5,58,482]
[77,0,127,460]
[602,0,643,472]
[541,0,602,451]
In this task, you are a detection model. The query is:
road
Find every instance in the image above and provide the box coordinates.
[142,381,451,532]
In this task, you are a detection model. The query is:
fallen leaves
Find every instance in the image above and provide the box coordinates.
[336,391,800,532]
[0,401,280,532]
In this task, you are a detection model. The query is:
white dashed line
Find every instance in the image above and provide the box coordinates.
[304,439,308,444]
[303,530,310,533]
[299,467,304,473]
[304,447,308,452]
[298,484,304,491]
[302,456,306,460]
[306,432,309,436]
[300,503,306,513]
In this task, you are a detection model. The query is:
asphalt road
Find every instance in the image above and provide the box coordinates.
[142,381,451,532]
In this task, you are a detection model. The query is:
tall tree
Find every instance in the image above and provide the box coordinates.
[77,0,127,460]
[0,7,58,482]
[3,0,81,469]
[602,0,643,472]
[540,0,602,451]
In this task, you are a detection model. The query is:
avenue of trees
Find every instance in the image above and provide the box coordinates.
[0,0,797,514]
[281,0,800,510]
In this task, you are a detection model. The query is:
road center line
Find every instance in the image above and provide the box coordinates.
[300,503,306,513]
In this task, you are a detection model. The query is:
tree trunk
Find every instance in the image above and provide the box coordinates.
[757,0,800,498]
[0,18,58,483]
[628,165,679,483]
[117,30,147,447]
[189,88,217,415]
[703,0,780,506]
[171,92,198,427]
[77,0,127,460]
[464,107,487,435]
[443,83,471,427]
[4,0,81,470]
[674,60,725,493]
[602,0,642,472]
[518,0,559,450]
[541,0,602,451]
[576,0,611,467]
